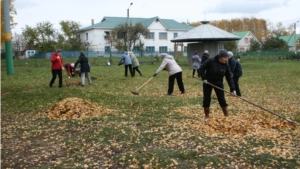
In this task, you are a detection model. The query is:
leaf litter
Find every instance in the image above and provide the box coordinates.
[174,100,299,160]
[45,97,116,120]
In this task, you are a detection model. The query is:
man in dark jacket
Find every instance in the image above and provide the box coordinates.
[75,52,92,87]
[199,49,236,119]
[201,50,209,64]
[227,51,242,96]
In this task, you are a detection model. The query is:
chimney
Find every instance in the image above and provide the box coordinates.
[92,19,94,25]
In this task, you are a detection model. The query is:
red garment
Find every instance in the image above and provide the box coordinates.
[64,63,75,76]
[51,53,64,70]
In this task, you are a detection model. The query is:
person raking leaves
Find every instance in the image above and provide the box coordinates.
[199,49,236,119]
[153,53,185,95]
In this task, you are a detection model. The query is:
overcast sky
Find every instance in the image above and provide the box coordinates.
[13,0,300,34]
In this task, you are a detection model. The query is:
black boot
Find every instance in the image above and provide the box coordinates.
[204,107,210,119]
[222,107,229,117]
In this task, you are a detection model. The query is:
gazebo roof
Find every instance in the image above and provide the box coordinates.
[171,21,240,42]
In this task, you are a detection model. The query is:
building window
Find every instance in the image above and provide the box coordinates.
[184,46,187,52]
[105,46,110,53]
[159,32,167,40]
[145,32,154,39]
[244,38,248,44]
[173,33,178,38]
[86,33,88,40]
[159,46,168,53]
[104,31,110,40]
[146,46,155,53]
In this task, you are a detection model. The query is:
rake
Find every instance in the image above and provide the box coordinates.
[131,77,154,95]
[192,77,296,124]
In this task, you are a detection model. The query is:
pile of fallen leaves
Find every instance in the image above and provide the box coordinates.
[199,114,296,138]
[45,97,115,120]
[175,105,298,140]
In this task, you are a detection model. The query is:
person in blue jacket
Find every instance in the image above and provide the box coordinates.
[227,51,243,96]
[118,51,133,77]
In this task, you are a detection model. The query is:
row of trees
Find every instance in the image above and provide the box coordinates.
[13,18,295,53]
[11,21,149,53]
[185,17,298,51]
[185,17,294,42]
[19,21,87,52]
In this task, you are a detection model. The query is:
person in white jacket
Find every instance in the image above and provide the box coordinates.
[153,53,185,95]
[129,52,143,76]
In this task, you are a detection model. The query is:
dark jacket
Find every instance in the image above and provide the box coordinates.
[228,57,242,77]
[199,55,235,92]
[201,53,209,64]
[75,53,90,72]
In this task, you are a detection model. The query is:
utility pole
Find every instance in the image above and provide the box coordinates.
[127,2,133,52]
[4,0,14,75]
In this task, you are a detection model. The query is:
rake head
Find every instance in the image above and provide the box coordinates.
[131,91,139,95]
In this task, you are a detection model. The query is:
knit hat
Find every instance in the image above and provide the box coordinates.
[56,49,62,53]
[71,63,75,67]
[218,49,228,58]
[227,51,233,58]
[194,51,198,55]
[204,50,209,54]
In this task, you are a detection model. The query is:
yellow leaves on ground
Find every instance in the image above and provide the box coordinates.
[176,104,297,139]
[174,104,299,159]
[45,97,116,120]
[65,81,81,86]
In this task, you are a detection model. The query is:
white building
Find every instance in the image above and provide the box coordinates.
[78,16,194,55]
[233,31,261,52]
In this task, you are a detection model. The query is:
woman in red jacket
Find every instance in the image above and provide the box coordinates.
[49,49,64,88]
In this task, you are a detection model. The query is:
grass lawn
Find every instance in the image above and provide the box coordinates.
[1,56,300,168]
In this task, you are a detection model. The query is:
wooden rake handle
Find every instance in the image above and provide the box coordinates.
[135,77,154,92]
[194,76,295,124]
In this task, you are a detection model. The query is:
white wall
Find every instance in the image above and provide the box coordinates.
[79,20,189,53]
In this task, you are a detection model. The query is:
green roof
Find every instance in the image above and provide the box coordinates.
[79,16,194,32]
[279,34,300,47]
[233,31,249,43]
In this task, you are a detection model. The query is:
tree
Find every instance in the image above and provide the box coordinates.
[12,32,26,51]
[109,22,149,51]
[105,29,119,53]
[268,22,289,37]
[128,22,149,51]
[224,41,237,51]
[249,39,261,51]
[59,20,84,51]
[210,17,268,42]
[262,36,288,51]
[22,21,58,52]
[1,0,17,44]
